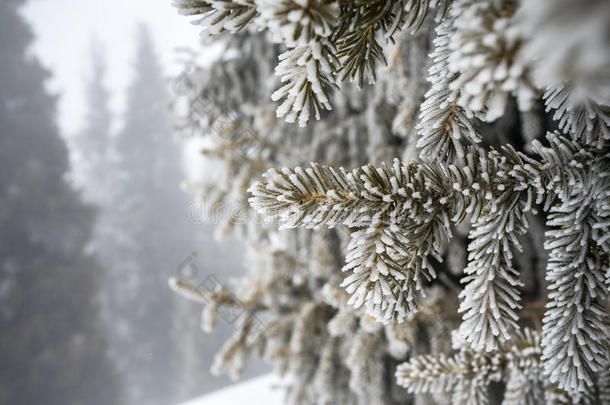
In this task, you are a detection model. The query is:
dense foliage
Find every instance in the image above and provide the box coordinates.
[170,0,610,404]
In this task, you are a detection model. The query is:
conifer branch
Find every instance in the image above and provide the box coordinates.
[448,0,536,121]
[458,188,530,352]
[258,0,339,47]
[541,175,609,395]
[271,43,338,127]
[544,86,610,150]
[396,329,542,404]
[249,150,544,321]
[172,0,258,34]
[332,0,445,88]
[172,1,610,401]
[417,18,480,163]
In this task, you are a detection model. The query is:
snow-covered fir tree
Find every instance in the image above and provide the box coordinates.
[169,0,610,404]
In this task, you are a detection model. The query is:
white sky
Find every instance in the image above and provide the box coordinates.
[21,0,202,136]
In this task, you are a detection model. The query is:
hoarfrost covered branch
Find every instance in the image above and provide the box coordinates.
[170,0,610,403]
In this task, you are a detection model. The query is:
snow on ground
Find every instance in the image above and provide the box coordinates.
[177,374,286,405]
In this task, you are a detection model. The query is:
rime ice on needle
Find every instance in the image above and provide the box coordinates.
[172,0,610,403]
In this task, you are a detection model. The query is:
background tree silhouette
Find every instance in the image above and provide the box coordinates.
[0,1,124,403]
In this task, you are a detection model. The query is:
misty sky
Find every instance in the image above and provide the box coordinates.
[21,0,202,136]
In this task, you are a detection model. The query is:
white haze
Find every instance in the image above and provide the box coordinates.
[21,0,201,136]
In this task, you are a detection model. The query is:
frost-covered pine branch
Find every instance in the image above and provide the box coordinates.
[172,0,258,34]
[248,149,538,231]
[396,328,542,405]
[171,1,610,403]
[258,0,339,47]
[248,130,610,399]
[261,1,340,126]
[448,0,536,121]
[457,186,530,352]
[544,86,610,149]
[416,18,480,163]
[172,0,447,126]
[170,29,455,403]
[249,149,545,323]
[271,43,337,126]
[541,169,609,394]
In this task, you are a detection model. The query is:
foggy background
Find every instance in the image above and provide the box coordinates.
[1,0,265,404]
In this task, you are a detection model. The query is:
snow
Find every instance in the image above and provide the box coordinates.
[177,374,286,405]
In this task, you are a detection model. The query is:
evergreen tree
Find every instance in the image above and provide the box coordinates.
[0,0,124,403]
[68,24,250,403]
[170,0,610,404]
[101,25,200,405]
[72,40,113,205]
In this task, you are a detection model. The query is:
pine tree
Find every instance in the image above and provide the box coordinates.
[71,40,113,205]
[68,25,246,403]
[0,0,124,403]
[170,0,610,404]
[97,25,207,405]
[105,26,181,404]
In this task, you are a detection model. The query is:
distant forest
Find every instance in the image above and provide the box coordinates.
[0,1,256,404]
